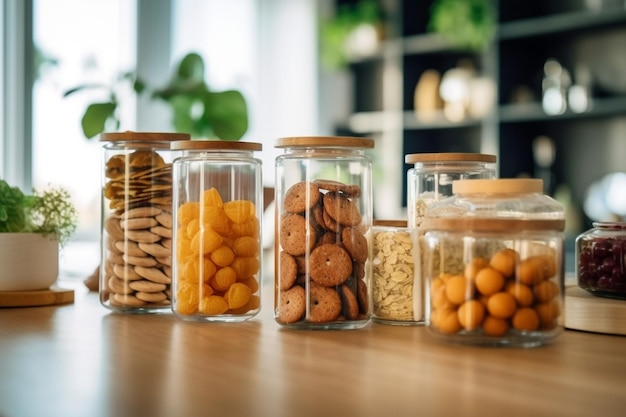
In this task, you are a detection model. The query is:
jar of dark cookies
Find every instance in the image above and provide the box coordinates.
[422,179,565,347]
[274,136,374,329]
[100,131,188,313]
[170,140,263,322]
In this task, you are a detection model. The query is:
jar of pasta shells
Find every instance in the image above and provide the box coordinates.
[422,179,565,347]
[100,131,188,312]
[171,140,263,322]
[274,136,374,329]
[405,153,497,327]
[371,220,421,325]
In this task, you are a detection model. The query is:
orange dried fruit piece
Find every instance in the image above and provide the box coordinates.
[200,257,217,281]
[190,227,224,255]
[176,280,200,315]
[203,187,224,208]
[232,236,259,257]
[228,294,260,315]
[210,245,235,267]
[231,256,260,278]
[225,282,253,310]
[223,200,255,224]
[229,215,259,238]
[200,295,229,315]
[239,276,259,293]
[176,237,193,262]
[202,206,231,235]
[186,218,200,240]
[211,266,237,292]
[178,201,200,226]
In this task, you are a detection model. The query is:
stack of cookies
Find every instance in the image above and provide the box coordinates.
[276,179,369,325]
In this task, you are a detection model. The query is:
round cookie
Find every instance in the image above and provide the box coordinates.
[339,284,360,320]
[322,209,340,233]
[278,285,306,324]
[279,251,298,291]
[341,227,368,263]
[279,214,318,256]
[309,243,353,287]
[323,192,362,226]
[313,179,361,198]
[284,181,320,213]
[309,285,342,323]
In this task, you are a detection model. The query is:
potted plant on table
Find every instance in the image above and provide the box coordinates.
[0,180,78,291]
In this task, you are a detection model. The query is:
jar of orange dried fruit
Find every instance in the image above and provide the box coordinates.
[422,178,565,347]
[171,140,263,322]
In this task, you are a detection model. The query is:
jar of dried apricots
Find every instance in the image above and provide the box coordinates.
[274,136,374,329]
[170,140,263,322]
[422,178,565,347]
[100,131,189,313]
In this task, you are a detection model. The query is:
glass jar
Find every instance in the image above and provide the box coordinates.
[170,140,263,322]
[405,152,497,325]
[405,152,497,228]
[371,220,421,325]
[100,131,189,313]
[422,178,565,347]
[274,136,374,329]
[576,222,626,300]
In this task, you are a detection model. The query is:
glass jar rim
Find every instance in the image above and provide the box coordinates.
[591,221,626,230]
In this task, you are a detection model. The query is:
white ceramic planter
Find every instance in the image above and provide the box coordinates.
[0,233,59,291]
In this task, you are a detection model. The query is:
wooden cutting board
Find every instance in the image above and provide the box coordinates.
[565,286,626,336]
[0,286,74,308]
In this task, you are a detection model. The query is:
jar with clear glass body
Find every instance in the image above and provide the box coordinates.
[100,131,189,313]
[405,153,497,228]
[422,179,565,347]
[576,222,626,300]
[274,136,374,329]
[170,140,263,322]
[405,152,497,325]
[371,220,421,325]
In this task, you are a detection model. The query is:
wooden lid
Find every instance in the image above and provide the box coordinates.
[373,220,408,228]
[100,131,190,142]
[453,178,543,194]
[422,217,566,232]
[275,136,375,149]
[170,140,262,151]
[405,152,496,164]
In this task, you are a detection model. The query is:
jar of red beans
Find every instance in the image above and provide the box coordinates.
[422,178,565,347]
[576,222,626,300]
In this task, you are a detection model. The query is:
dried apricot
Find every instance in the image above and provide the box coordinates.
[231,256,260,278]
[200,295,229,315]
[211,266,237,291]
[202,206,231,235]
[203,187,224,208]
[176,280,199,315]
[210,245,235,267]
[178,201,199,226]
[225,282,252,309]
[223,200,255,224]
[190,228,223,255]
[232,236,259,257]
[229,215,259,237]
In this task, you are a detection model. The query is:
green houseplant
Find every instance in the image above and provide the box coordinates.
[0,179,78,291]
[64,52,249,140]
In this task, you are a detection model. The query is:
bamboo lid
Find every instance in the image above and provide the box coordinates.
[170,140,262,151]
[275,136,375,149]
[100,131,190,142]
[453,178,543,194]
[405,152,496,164]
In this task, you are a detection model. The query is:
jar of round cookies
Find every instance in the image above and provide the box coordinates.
[171,140,263,322]
[100,131,188,313]
[422,179,565,347]
[274,136,374,329]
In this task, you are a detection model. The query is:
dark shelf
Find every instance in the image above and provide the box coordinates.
[499,96,626,123]
[498,9,626,40]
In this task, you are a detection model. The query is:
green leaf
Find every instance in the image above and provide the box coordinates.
[81,102,117,139]
[176,52,205,82]
[203,90,248,141]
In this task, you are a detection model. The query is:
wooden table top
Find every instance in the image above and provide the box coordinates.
[1,280,625,417]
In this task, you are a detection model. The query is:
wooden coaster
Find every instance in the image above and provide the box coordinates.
[0,286,74,308]
[565,286,626,336]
